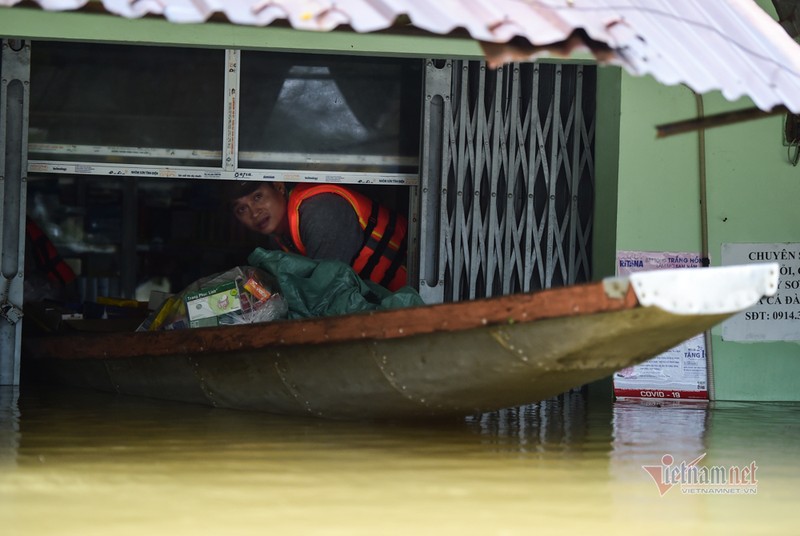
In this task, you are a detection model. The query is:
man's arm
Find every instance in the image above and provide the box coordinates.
[298,193,364,264]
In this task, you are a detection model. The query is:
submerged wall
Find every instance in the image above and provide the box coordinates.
[594,1,800,400]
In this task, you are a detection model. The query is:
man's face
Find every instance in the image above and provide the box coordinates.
[231,183,288,236]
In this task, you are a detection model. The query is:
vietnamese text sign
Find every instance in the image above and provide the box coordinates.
[721,243,800,341]
[613,251,708,400]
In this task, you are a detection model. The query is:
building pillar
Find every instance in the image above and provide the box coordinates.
[417,59,451,304]
[0,39,30,386]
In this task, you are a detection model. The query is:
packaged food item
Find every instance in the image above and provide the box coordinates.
[185,280,242,328]
[136,266,287,331]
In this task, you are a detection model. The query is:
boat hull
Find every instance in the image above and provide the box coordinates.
[24,264,778,419]
[30,306,728,419]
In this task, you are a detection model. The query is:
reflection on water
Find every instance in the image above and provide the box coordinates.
[611,399,710,464]
[0,385,796,535]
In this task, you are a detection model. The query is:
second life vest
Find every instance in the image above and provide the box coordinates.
[25,217,77,286]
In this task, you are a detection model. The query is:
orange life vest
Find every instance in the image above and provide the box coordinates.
[25,218,77,286]
[284,184,407,291]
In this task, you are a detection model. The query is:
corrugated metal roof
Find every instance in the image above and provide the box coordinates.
[4,0,800,113]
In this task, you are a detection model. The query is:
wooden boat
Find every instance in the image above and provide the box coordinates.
[23,263,777,420]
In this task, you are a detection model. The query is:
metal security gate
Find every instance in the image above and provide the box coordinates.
[416,60,596,303]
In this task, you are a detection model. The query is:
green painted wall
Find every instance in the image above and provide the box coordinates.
[705,94,800,401]
[616,75,703,254]
[596,0,800,400]
[592,67,621,279]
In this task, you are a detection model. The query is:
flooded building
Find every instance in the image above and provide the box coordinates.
[1,1,799,531]
[2,0,799,400]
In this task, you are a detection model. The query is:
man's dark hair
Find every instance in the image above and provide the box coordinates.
[223,180,262,204]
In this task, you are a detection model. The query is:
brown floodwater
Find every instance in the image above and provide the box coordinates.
[0,384,797,535]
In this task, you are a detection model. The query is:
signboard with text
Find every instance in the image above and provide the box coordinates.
[612,251,708,401]
[721,243,800,341]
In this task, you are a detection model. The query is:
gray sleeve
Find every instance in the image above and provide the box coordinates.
[298,193,364,264]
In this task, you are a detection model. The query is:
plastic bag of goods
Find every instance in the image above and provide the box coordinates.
[136,266,287,331]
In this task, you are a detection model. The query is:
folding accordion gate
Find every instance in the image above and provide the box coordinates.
[413,60,596,304]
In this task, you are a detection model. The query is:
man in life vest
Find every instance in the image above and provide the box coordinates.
[227,181,407,292]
